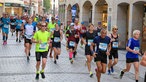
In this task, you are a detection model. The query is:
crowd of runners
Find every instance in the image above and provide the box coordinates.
[0,12,146,82]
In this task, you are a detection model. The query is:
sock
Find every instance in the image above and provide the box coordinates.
[135,80,138,82]
[41,69,44,73]
[69,52,73,59]
[6,36,8,40]
[3,36,5,41]
[121,71,124,75]
[36,70,40,74]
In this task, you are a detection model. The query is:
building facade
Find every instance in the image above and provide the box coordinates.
[59,0,146,52]
[0,0,4,16]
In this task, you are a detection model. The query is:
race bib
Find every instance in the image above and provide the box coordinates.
[39,42,47,50]
[4,24,9,28]
[11,23,15,25]
[18,23,22,26]
[87,39,93,46]
[50,28,55,32]
[99,43,108,51]
[81,30,85,33]
[54,37,60,42]
[112,42,118,48]
[69,41,75,47]
[98,32,101,36]
[134,47,139,51]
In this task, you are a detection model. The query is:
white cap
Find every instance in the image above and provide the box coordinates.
[70,23,74,26]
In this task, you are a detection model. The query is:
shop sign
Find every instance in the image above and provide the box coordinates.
[0,3,3,7]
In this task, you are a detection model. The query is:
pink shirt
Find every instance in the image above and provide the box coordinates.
[74,24,80,30]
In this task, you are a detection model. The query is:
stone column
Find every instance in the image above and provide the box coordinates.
[128,4,133,39]
[65,4,67,26]
[79,3,83,23]
[92,5,95,25]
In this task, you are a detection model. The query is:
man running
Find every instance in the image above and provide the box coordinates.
[108,25,119,75]
[32,22,51,80]
[73,18,80,58]
[1,13,10,45]
[120,30,141,82]
[80,21,86,48]
[50,23,63,64]
[47,17,56,58]
[82,23,96,77]
[15,16,23,42]
[23,17,36,61]
[90,29,111,82]
[66,23,77,64]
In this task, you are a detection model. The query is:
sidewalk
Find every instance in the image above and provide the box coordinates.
[0,34,145,82]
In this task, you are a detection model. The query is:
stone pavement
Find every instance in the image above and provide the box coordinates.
[0,34,145,82]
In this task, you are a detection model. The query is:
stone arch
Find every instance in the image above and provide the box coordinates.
[67,4,72,22]
[82,1,93,26]
[117,2,130,48]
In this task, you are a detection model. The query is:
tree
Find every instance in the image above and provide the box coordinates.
[43,0,51,12]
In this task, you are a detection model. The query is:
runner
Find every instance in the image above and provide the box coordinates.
[15,16,23,42]
[10,15,17,36]
[50,23,63,64]
[107,25,119,75]
[32,22,51,80]
[95,22,102,36]
[140,51,146,82]
[120,30,141,82]
[66,23,77,64]
[82,23,96,77]
[90,29,111,82]
[37,16,48,30]
[23,17,36,61]
[65,21,71,50]
[47,17,56,58]
[1,13,10,45]
[80,21,87,48]
[73,18,80,58]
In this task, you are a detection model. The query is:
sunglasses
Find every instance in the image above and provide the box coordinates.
[114,28,118,30]
[41,25,46,27]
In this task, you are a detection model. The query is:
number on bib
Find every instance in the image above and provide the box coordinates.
[54,37,60,42]
[87,39,93,46]
[69,41,75,47]
[112,42,118,48]
[99,43,107,51]
[39,42,47,50]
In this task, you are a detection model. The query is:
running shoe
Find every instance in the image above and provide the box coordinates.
[27,56,30,61]
[108,70,111,75]
[35,73,39,80]
[70,59,73,64]
[41,72,45,79]
[111,66,114,73]
[16,38,18,42]
[56,55,59,60]
[89,71,93,77]
[119,71,124,79]
[19,40,21,43]
[29,52,31,56]
[54,60,57,64]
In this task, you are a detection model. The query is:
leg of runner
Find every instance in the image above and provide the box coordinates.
[96,61,102,82]
[69,49,73,64]
[133,62,139,82]
[41,57,47,79]
[19,30,22,42]
[49,42,53,58]
[111,58,118,72]
[86,55,93,77]
[56,48,61,59]
[120,63,132,79]
[108,59,112,75]
[35,52,41,80]
[16,30,18,42]
[25,43,30,61]
[53,47,57,64]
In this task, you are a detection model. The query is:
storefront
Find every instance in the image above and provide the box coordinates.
[0,3,4,16]
[5,3,23,16]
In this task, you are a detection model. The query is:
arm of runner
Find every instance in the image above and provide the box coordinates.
[106,43,111,56]
[126,38,139,54]
[32,32,41,44]
[140,52,146,66]
[90,42,96,57]
[81,33,86,45]
[60,30,63,42]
